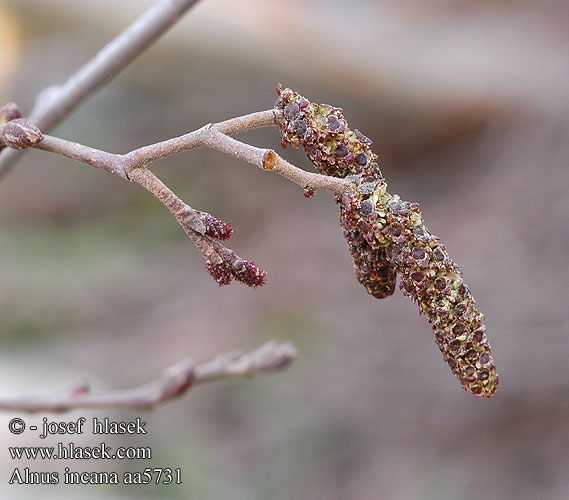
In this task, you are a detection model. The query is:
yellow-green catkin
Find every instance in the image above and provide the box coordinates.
[275,85,498,398]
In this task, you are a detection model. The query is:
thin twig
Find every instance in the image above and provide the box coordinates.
[0,0,203,180]
[35,136,127,179]
[126,166,228,263]
[10,110,352,193]
[0,340,297,413]
[0,109,352,286]
[122,110,278,165]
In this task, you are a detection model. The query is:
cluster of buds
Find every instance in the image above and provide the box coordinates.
[184,208,266,288]
[275,86,498,397]
[0,102,43,150]
[206,258,267,288]
[176,206,263,287]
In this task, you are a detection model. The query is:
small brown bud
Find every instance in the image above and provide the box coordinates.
[303,186,315,198]
[1,118,43,150]
[0,102,22,123]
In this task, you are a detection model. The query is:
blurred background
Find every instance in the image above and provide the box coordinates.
[1,0,568,498]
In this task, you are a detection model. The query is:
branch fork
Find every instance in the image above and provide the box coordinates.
[0,102,352,289]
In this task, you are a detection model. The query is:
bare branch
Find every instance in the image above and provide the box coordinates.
[1,109,351,194]
[126,165,227,263]
[214,109,278,135]
[0,340,297,413]
[124,112,353,193]
[35,136,127,179]
[0,107,352,288]
[0,0,203,180]
[123,110,277,165]
[265,151,352,193]
[194,339,298,382]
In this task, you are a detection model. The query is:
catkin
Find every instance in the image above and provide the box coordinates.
[275,85,498,397]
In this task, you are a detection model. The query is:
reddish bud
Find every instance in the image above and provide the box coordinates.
[196,212,233,240]
[0,102,22,123]
[303,186,315,198]
[205,261,232,286]
[231,259,267,288]
[1,118,43,150]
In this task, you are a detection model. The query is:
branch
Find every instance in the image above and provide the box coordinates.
[0,111,352,193]
[0,0,203,181]
[0,340,297,413]
[0,109,352,288]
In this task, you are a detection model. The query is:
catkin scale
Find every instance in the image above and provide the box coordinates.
[275,85,498,397]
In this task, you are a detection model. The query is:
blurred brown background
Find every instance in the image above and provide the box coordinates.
[1,0,568,499]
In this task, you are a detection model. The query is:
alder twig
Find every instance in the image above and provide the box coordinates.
[0,110,352,194]
[0,340,297,413]
[0,109,352,287]
[0,0,203,180]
